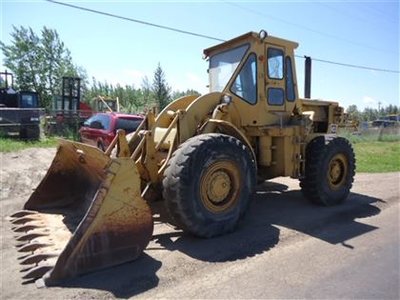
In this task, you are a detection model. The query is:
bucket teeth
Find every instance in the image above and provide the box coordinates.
[17,243,53,252]
[20,253,59,265]
[18,254,31,261]
[11,216,38,225]
[8,141,154,285]
[22,265,53,280]
[16,232,49,242]
[12,224,43,233]
[20,265,36,273]
[9,210,37,219]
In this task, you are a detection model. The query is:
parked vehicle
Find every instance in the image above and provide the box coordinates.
[45,77,92,136]
[79,112,143,150]
[0,71,43,139]
[45,77,124,136]
[371,119,397,128]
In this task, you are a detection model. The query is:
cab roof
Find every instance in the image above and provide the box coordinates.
[203,31,299,57]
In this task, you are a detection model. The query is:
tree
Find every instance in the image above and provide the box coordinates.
[172,89,201,100]
[83,78,148,113]
[346,104,361,120]
[141,75,154,110]
[362,107,378,121]
[1,26,84,109]
[1,27,41,93]
[152,63,171,111]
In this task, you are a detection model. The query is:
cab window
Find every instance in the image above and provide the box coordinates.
[231,53,257,104]
[285,56,295,101]
[267,48,284,79]
[267,88,284,106]
[20,93,38,108]
[116,117,142,133]
[84,114,111,130]
[209,44,249,92]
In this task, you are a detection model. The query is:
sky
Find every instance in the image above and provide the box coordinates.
[1,0,399,111]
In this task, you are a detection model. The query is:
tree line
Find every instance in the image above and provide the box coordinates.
[346,104,399,122]
[3,26,398,119]
[1,26,200,113]
[85,67,200,113]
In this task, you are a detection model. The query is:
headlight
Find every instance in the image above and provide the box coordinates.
[258,30,268,40]
[221,94,232,104]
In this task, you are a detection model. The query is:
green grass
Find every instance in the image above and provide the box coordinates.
[352,140,400,173]
[0,137,58,152]
[342,132,400,143]
[1,132,399,173]
[339,131,400,173]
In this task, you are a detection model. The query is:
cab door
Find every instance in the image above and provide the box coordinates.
[265,45,286,112]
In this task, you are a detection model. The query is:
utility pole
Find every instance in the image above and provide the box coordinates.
[378,101,382,118]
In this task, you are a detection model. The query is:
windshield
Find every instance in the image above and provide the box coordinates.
[84,114,111,130]
[20,93,38,108]
[209,44,249,92]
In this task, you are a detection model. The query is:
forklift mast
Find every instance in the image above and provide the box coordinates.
[62,77,81,111]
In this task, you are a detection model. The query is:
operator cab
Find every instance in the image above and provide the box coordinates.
[0,72,39,108]
[204,31,299,127]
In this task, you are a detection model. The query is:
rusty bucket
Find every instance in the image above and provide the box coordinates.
[9,140,153,286]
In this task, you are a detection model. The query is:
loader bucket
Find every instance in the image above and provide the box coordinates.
[9,140,153,286]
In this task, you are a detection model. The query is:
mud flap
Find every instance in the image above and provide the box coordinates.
[9,140,153,286]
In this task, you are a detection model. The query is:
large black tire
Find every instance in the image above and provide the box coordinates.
[20,125,40,140]
[300,136,356,206]
[162,133,256,238]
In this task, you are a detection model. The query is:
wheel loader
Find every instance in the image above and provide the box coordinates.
[9,31,355,286]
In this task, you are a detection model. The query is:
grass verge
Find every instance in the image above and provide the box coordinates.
[1,133,399,173]
[0,137,58,153]
[341,132,400,173]
[352,141,400,173]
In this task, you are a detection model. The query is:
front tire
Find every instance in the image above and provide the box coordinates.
[300,137,356,206]
[97,141,105,152]
[162,133,256,238]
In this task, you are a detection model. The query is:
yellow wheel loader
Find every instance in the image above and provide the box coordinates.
[10,31,355,286]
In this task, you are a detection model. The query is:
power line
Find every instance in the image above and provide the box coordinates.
[225,1,395,54]
[45,0,400,74]
[44,0,224,42]
[316,2,375,26]
[294,55,399,74]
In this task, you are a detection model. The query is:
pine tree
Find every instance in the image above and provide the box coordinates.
[152,63,171,111]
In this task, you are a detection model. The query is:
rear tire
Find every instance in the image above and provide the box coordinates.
[300,137,356,206]
[162,133,256,238]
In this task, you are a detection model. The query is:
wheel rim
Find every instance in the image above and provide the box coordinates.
[200,160,240,213]
[327,153,348,189]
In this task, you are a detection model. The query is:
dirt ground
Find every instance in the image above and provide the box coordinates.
[1,147,399,299]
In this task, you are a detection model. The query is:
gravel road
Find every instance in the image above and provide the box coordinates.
[1,147,399,299]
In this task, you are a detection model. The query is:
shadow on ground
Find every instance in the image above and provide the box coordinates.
[154,180,381,261]
[58,254,161,299]
[39,180,382,298]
